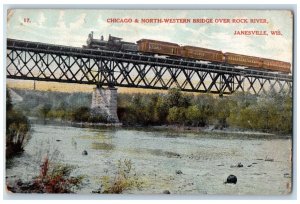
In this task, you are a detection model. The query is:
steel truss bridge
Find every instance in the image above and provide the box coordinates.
[6,38,293,95]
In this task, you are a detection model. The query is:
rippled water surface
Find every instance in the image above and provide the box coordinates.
[6,124,292,195]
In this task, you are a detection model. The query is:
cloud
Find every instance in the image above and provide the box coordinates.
[38,12,46,26]
[6,9,293,65]
[70,13,87,30]
[57,10,66,30]
[262,35,292,62]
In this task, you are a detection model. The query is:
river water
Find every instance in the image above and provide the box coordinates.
[6,123,292,195]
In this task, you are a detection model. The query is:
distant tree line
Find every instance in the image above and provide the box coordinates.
[117,89,292,134]
[11,88,292,134]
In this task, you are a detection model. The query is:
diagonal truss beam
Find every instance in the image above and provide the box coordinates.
[6,39,293,95]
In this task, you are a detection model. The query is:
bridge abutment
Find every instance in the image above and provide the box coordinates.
[91,86,119,123]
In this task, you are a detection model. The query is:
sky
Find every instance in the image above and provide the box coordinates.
[6,9,293,64]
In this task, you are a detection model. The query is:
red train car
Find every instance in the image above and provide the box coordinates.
[180,46,225,63]
[224,52,263,68]
[137,39,180,57]
[261,58,291,74]
[87,33,292,74]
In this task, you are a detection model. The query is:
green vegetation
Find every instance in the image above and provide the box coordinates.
[11,88,292,134]
[118,89,292,134]
[97,159,143,194]
[6,90,31,158]
[38,103,51,124]
[227,91,292,133]
[12,89,108,123]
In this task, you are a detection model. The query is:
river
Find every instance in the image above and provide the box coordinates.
[6,123,292,195]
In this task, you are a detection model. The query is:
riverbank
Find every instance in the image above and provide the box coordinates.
[6,123,292,194]
[130,125,291,140]
[28,116,123,127]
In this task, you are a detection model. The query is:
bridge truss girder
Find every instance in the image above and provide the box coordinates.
[6,40,292,95]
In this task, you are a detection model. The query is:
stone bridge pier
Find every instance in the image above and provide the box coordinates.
[90,86,119,123]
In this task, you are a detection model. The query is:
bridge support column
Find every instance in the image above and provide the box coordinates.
[91,86,119,123]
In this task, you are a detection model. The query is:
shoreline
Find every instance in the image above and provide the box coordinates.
[28,117,291,139]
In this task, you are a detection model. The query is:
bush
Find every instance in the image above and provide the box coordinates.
[6,90,31,158]
[7,156,84,193]
[38,103,52,124]
[167,106,187,125]
[167,88,191,108]
[70,107,90,122]
[186,105,202,126]
[98,159,143,194]
[33,156,84,193]
[214,98,231,129]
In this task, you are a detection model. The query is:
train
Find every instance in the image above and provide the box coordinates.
[84,32,291,74]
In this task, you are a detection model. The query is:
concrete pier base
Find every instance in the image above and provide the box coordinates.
[91,87,119,123]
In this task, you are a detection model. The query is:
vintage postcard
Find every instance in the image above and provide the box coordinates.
[5,9,293,195]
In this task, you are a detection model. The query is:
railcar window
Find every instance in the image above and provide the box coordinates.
[149,43,161,50]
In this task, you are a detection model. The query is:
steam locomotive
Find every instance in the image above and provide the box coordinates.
[84,31,138,52]
[84,32,291,74]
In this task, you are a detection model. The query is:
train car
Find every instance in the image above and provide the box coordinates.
[137,39,180,57]
[224,52,263,68]
[180,46,225,63]
[261,58,291,74]
[85,33,291,75]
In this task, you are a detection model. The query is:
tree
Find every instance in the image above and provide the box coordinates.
[215,98,231,129]
[167,106,186,125]
[193,94,216,126]
[38,104,52,124]
[166,88,191,108]
[6,90,31,158]
[154,96,169,124]
[6,90,13,111]
[55,101,68,121]
[70,107,90,122]
[186,105,202,126]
